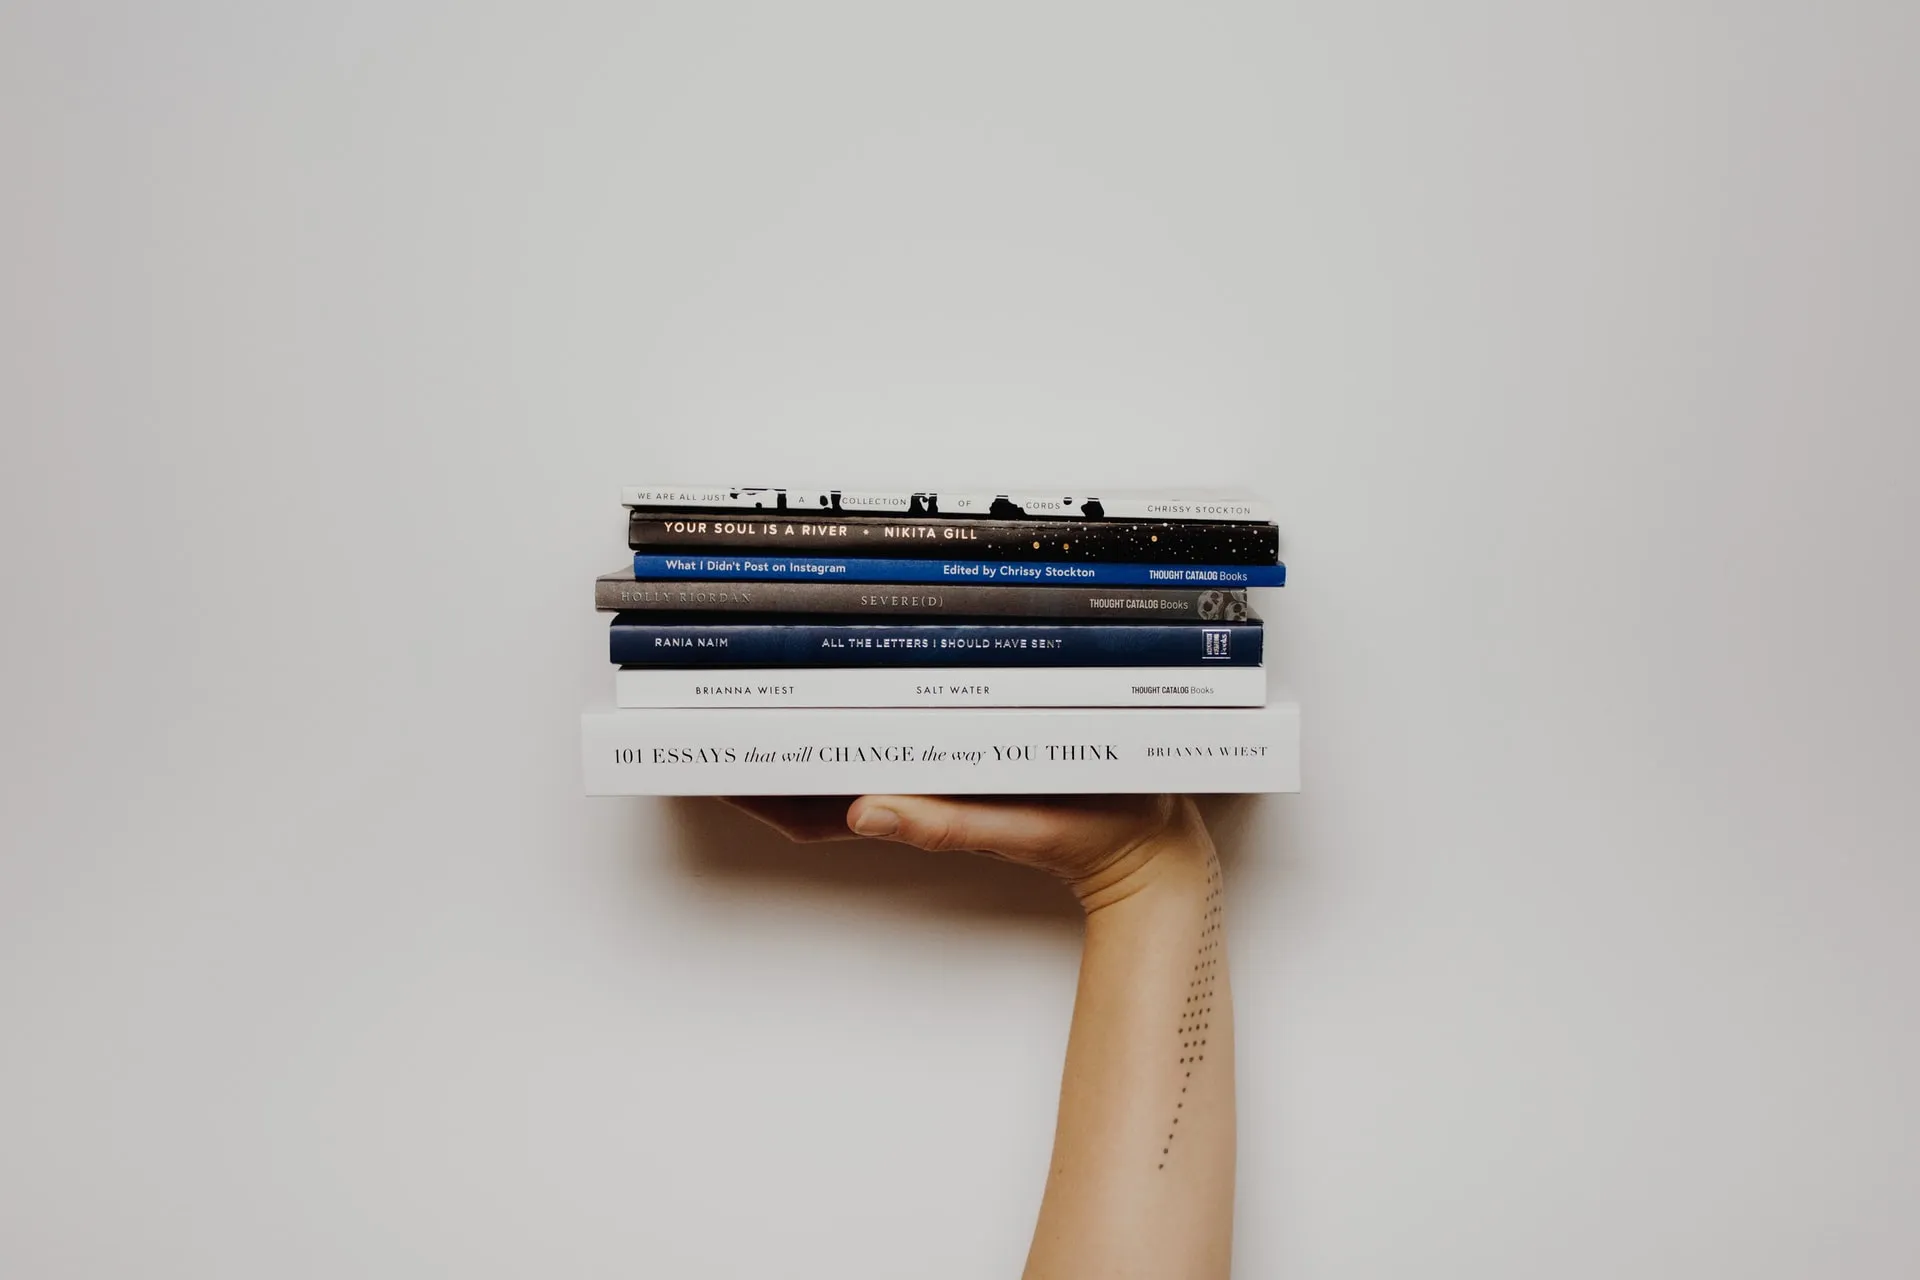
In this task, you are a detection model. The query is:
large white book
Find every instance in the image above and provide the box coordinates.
[614,665,1268,708]
[580,701,1300,796]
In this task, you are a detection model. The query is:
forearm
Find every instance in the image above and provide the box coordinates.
[1025,835,1235,1279]
[728,792,1237,1274]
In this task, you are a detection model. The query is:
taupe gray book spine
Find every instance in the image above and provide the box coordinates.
[594,572,1252,620]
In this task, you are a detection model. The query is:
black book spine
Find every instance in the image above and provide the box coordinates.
[593,575,1256,621]
[628,512,1278,565]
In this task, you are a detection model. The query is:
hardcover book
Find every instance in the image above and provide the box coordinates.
[594,568,1255,620]
[581,701,1302,795]
[631,554,1286,587]
[607,615,1264,668]
[621,485,1274,523]
[614,666,1268,708]
[629,512,1278,564]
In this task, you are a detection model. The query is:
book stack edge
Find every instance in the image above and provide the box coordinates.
[580,485,1299,795]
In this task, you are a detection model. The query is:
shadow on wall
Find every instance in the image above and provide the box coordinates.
[635,795,1270,930]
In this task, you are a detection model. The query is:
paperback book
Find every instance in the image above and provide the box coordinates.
[621,485,1273,523]
[580,702,1302,795]
[631,554,1286,587]
[629,511,1278,564]
[595,568,1255,620]
[607,615,1264,667]
[614,666,1268,708]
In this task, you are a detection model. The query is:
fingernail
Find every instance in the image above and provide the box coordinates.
[851,805,900,837]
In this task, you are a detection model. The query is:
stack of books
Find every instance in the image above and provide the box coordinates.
[581,485,1300,796]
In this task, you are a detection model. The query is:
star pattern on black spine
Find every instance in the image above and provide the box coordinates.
[633,510,1277,567]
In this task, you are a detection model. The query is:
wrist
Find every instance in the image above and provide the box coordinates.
[1066,799,1219,917]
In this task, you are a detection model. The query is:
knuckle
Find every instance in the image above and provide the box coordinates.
[916,818,961,851]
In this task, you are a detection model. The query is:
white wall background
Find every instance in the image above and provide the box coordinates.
[3,3,1917,1276]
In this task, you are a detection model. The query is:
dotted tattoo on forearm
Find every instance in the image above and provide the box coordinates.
[1161,853,1223,1170]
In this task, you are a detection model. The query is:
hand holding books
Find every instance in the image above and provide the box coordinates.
[724,792,1218,911]
[597,486,1262,1266]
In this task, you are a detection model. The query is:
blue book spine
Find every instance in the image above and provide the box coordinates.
[631,554,1286,588]
[609,619,1264,667]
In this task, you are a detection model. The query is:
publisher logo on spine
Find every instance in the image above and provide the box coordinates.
[1202,628,1232,660]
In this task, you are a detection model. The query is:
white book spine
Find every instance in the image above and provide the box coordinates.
[614,666,1268,708]
[619,485,1273,523]
[581,702,1301,796]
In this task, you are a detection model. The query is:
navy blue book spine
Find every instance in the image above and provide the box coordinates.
[608,619,1265,667]
[631,554,1286,588]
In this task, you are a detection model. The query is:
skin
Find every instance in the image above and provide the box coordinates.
[725,794,1234,1280]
